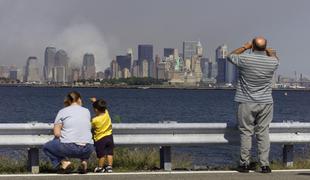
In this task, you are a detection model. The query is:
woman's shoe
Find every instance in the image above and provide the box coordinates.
[79,161,88,174]
[57,162,74,174]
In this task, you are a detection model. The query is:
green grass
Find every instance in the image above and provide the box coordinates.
[270,159,310,170]
[39,147,193,172]
[0,156,27,173]
[2,149,310,173]
[39,147,161,173]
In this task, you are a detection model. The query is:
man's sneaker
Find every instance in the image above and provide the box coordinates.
[105,166,113,173]
[94,167,105,173]
[261,166,272,173]
[237,165,250,173]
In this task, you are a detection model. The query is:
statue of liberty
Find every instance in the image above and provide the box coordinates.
[174,57,180,71]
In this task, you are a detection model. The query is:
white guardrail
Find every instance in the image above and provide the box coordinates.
[0,122,309,173]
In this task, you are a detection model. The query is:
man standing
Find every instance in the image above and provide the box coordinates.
[227,37,279,173]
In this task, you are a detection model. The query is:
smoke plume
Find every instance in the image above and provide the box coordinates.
[53,23,111,71]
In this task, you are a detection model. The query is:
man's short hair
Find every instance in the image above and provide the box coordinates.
[93,99,107,113]
[252,38,267,51]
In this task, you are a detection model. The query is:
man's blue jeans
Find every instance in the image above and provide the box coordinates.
[43,138,94,168]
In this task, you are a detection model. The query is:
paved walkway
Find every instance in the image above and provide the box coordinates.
[1,170,310,180]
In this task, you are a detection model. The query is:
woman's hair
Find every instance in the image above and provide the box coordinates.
[64,91,81,106]
[63,97,71,107]
[92,99,107,113]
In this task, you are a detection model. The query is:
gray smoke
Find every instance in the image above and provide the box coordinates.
[52,23,111,71]
[0,1,115,72]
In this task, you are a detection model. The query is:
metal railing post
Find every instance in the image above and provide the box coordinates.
[283,144,294,167]
[160,146,172,171]
[28,148,39,174]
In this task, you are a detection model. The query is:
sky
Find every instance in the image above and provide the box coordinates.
[0,0,309,77]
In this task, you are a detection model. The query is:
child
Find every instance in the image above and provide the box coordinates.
[90,97,114,173]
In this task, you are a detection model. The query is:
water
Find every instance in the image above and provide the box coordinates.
[0,87,309,167]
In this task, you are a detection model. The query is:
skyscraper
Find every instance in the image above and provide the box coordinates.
[110,59,119,79]
[116,55,131,71]
[155,55,161,79]
[225,60,238,84]
[71,68,80,82]
[96,71,105,80]
[104,68,112,79]
[164,48,174,57]
[157,62,168,80]
[121,68,131,78]
[53,66,66,83]
[216,45,228,84]
[54,49,69,82]
[183,41,198,61]
[43,47,56,82]
[140,59,149,78]
[0,66,10,78]
[9,66,18,80]
[200,57,209,78]
[193,56,202,82]
[207,60,213,79]
[82,53,96,80]
[131,60,139,77]
[196,41,203,57]
[127,48,134,66]
[138,44,153,77]
[24,56,40,82]
[215,44,237,85]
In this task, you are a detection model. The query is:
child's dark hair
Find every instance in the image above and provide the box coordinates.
[92,99,107,113]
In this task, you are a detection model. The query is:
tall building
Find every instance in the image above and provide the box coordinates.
[207,60,213,79]
[164,48,174,57]
[216,45,228,84]
[104,68,112,79]
[54,49,69,82]
[122,68,131,78]
[96,71,105,80]
[131,60,139,77]
[24,56,40,82]
[53,66,66,83]
[82,53,96,80]
[192,55,202,82]
[116,55,131,71]
[0,66,10,78]
[200,58,209,78]
[110,59,119,79]
[9,66,18,80]
[155,55,161,79]
[196,41,203,57]
[140,59,149,78]
[225,60,238,85]
[127,48,134,66]
[71,68,80,82]
[183,41,198,61]
[157,62,168,80]
[138,44,153,77]
[215,44,237,85]
[43,47,56,82]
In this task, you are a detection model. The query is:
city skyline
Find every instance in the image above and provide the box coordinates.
[0,0,309,77]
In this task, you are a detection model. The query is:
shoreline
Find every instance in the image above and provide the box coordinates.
[0,83,309,91]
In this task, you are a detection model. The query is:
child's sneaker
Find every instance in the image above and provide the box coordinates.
[94,167,105,173]
[105,166,113,173]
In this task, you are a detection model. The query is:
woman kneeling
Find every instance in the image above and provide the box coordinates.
[43,91,94,174]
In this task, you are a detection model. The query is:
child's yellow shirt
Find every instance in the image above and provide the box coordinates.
[91,110,112,142]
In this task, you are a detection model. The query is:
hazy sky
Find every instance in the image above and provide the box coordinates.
[0,0,309,76]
